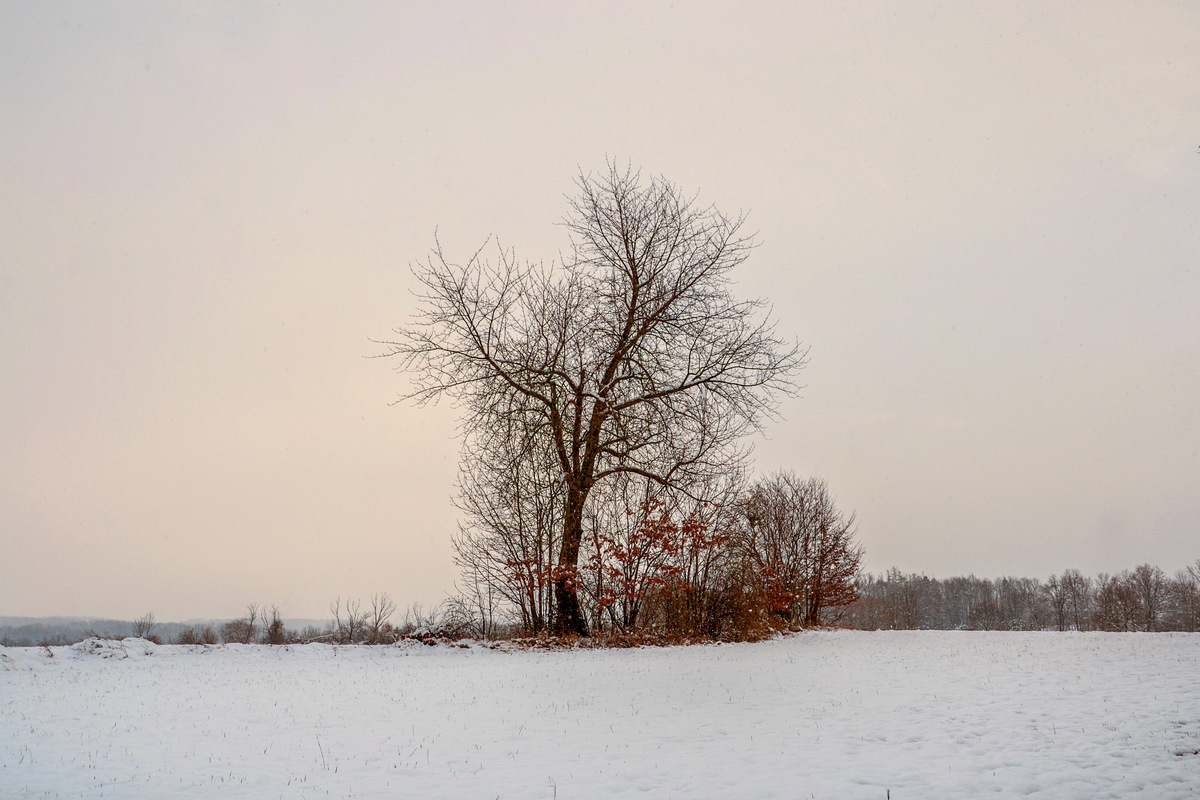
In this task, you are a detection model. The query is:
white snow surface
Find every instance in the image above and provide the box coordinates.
[2,631,1198,798]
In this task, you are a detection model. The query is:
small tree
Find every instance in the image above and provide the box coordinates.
[737,472,862,627]
[264,605,287,645]
[331,597,369,643]
[588,496,684,631]
[222,602,260,644]
[368,593,397,643]
[655,498,740,637]
[453,425,563,635]
[131,612,158,642]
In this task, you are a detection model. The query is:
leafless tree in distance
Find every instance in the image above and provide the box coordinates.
[368,592,397,643]
[1044,575,1069,631]
[264,604,286,644]
[131,612,157,641]
[1060,569,1093,631]
[381,164,802,634]
[1174,560,1200,631]
[221,602,260,644]
[330,597,369,643]
[1130,563,1169,631]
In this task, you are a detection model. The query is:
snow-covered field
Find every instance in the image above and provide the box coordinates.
[2,631,1197,799]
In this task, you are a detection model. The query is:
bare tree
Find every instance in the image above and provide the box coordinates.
[264,604,286,645]
[330,597,369,643]
[330,597,345,639]
[382,165,802,635]
[222,602,260,644]
[398,602,427,634]
[456,573,503,639]
[1093,572,1142,631]
[368,592,397,643]
[1129,563,1168,631]
[585,489,687,632]
[840,573,934,630]
[453,417,564,634]
[802,488,864,626]
[131,612,157,641]
[1172,561,1200,632]
[1044,575,1069,631]
[1060,569,1092,631]
[655,486,744,638]
[737,472,810,624]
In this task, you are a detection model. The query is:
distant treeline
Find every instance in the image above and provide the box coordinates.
[7,562,1198,646]
[0,618,196,647]
[841,562,1200,632]
[0,597,423,648]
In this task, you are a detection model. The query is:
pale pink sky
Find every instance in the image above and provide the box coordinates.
[2,2,1198,620]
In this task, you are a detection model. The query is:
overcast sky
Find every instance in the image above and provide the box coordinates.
[2,2,1197,621]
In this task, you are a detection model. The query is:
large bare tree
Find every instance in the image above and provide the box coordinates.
[382,165,801,635]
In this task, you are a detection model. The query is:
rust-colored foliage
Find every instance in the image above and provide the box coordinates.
[584,498,729,632]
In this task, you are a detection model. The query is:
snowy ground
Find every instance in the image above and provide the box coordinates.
[2,631,1198,799]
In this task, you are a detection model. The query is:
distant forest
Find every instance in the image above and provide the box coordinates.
[841,563,1200,633]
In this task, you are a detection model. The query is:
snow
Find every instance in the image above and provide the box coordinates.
[2,631,1198,798]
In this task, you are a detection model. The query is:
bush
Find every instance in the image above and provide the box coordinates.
[175,625,218,645]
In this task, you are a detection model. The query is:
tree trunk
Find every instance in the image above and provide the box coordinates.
[553,576,588,637]
[553,485,590,636]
